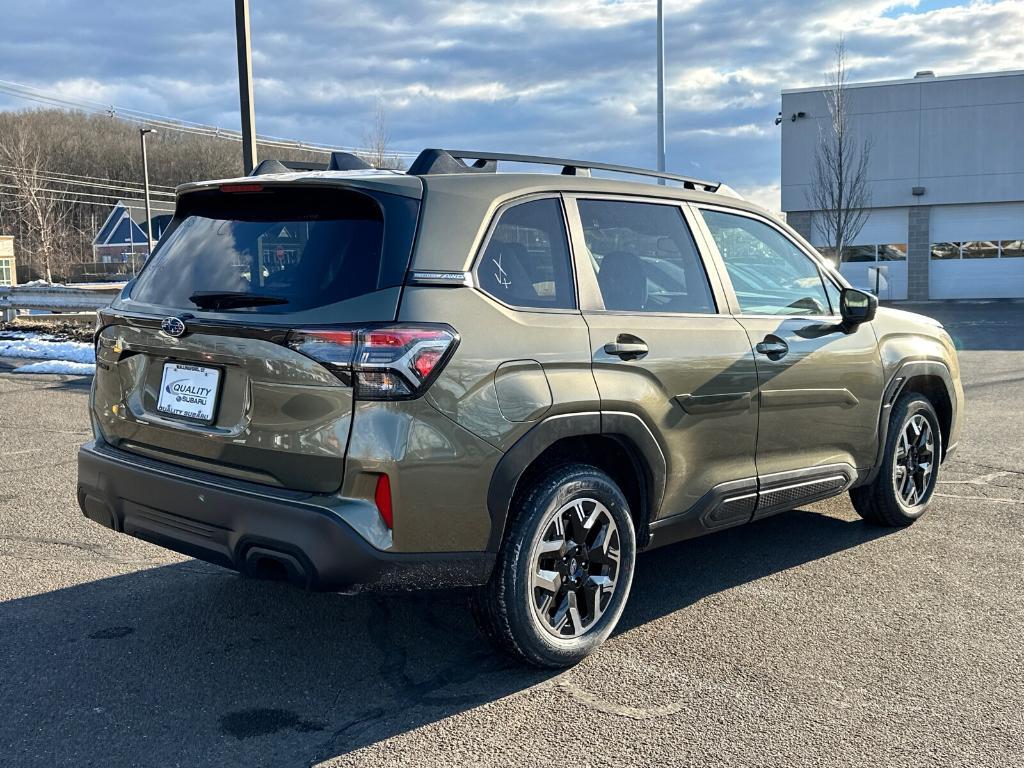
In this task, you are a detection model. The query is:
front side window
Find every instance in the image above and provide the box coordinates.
[701,209,831,316]
[576,199,715,314]
[476,198,575,309]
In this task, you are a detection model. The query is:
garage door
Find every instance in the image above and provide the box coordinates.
[930,203,1024,299]
[814,208,910,300]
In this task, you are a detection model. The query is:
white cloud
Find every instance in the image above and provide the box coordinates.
[0,0,1022,197]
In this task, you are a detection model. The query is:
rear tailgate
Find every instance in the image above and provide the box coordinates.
[92,180,420,493]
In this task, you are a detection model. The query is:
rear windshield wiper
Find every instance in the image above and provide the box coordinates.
[188,291,290,310]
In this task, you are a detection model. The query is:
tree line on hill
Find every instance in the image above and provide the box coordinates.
[0,108,398,282]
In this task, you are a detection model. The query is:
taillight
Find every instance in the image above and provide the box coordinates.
[285,324,457,400]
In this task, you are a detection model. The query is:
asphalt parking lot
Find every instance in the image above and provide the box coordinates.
[1,301,1021,767]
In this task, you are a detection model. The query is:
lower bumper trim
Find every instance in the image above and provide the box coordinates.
[77,441,494,592]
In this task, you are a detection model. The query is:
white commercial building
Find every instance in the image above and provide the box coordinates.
[781,69,1023,300]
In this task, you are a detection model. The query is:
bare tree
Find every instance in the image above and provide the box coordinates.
[361,101,404,170]
[0,119,75,281]
[807,37,872,261]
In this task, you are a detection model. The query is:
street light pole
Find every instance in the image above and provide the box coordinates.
[656,0,666,184]
[234,0,258,174]
[139,127,157,258]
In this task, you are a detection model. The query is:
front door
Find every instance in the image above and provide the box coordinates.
[566,195,760,527]
[694,206,884,492]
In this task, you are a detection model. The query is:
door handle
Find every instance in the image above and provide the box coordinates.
[755,336,789,359]
[604,336,649,360]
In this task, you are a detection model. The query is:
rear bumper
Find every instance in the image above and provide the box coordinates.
[76,441,494,591]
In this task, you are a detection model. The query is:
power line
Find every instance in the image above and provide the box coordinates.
[0,192,173,213]
[0,78,420,159]
[0,168,176,198]
[0,181,175,210]
[0,163,176,191]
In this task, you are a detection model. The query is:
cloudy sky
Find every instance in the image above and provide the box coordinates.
[2,0,1022,209]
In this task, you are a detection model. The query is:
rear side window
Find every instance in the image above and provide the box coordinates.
[476,198,575,310]
[577,199,715,314]
[131,186,418,312]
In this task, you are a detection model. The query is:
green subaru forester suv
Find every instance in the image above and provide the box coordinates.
[78,149,963,667]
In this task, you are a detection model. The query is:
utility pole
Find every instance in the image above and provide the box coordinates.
[656,0,666,184]
[234,0,258,174]
[139,127,156,254]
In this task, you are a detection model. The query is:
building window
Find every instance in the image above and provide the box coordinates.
[0,259,13,286]
[1001,240,1024,258]
[931,243,962,260]
[878,244,907,261]
[932,241,1023,259]
[843,245,877,263]
[961,241,1000,259]
[820,244,908,263]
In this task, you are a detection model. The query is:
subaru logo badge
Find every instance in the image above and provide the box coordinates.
[161,316,186,337]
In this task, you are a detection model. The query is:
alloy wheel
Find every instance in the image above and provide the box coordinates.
[529,498,621,639]
[892,413,935,507]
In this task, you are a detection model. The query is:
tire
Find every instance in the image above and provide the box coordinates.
[851,392,942,526]
[472,463,637,668]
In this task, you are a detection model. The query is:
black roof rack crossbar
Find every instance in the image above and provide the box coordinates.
[250,159,329,175]
[408,148,721,192]
[250,153,377,176]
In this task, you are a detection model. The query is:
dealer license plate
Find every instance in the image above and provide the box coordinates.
[157,362,221,423]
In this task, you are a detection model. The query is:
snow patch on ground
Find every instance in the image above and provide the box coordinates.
[0,331,96,375]
[13,360,96,375]
[0,332,96,364]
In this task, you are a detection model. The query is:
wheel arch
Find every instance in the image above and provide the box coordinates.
[860,359,956,486]
[485,412,667,551]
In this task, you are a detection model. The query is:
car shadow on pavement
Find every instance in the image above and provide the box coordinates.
[0,360,92,390]
[0,509,892,766]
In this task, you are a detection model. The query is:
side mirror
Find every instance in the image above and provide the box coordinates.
[840,287,877,326]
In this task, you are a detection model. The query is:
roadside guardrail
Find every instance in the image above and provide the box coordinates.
[0,282,124,318]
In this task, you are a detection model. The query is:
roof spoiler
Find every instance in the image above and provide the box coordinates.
[407,149,721,192]
[250,152,373,176]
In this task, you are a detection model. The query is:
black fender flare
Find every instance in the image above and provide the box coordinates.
[861,359,956,486]
[485,411,667,551]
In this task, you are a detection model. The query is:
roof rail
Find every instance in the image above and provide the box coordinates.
[407,148,721,192]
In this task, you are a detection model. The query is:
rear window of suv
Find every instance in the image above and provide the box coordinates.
[130,186,419,313]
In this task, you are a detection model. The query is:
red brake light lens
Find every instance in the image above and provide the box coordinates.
[411,347,443,380]
[218,183,264,193]
[285,325,457,400]
[374,474,393,529]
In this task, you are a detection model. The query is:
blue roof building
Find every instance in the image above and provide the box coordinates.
[92,201,151,265]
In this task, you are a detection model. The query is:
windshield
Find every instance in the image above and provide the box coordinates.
[131,186,418,313]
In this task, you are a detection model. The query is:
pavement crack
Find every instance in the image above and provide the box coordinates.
[551,678,691,720]
[0,534,167,566]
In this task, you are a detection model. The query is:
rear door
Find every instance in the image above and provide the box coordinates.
[565,194,760,526]
[692,205,883,493]
[92,182,420,493]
